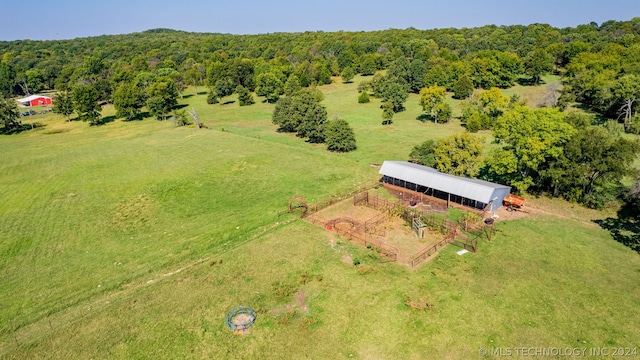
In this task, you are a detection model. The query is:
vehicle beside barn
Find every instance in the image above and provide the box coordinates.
[16,95,52,107]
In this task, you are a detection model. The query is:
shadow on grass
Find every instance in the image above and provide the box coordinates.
[173,104,189,110]
[416,114,432,122]
[572,104,610,125]
[594,203,640,254]
[197,91,208,95]
[222,100,236,105]
[516,77,543,86]
[181,94,194,99]
[0,122,45,135]
[91,116,116,126]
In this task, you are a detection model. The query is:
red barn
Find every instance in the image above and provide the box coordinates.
[16,95,52,107]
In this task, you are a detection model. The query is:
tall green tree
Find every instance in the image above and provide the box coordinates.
[542,127,640,207]
[408,59,426,93]
[487,106,575,192]
[72,84,102,125]
[471,51,522,89]
[206,88,219,104]
[381,80,408,112]
[236,85,255,106]
[52,91,74,121]
[419,85,450,123]
[341,66,355,83]
[524,48,553,84]
[146,79,178,120]
[272,96,297,132]
[284,75,302,96]
[452,75,474,99]
[296,99,327,143]
[387,57,411,86]
[0,62,16,97]
[256,72,284,103]
[272,88,327,143]
[0,96,21,132]
[409,139,437,167]
[461,87,511,131]
[113,82,144,121]
[25,69,44,94]
[381,101,394,124]
[206,61,235,97]
[434,133,484,177]
[325,118,356,152]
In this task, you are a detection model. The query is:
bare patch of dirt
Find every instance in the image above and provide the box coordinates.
[296,290,308,313]
[492,206,529,222]
[268,289,309,315]
[308,197,445,266]
[232,313,254,326]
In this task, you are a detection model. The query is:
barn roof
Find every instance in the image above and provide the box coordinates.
[16,95,51,102]
[378,161,510,204]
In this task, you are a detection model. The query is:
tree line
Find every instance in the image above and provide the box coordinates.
[1,20,640,248]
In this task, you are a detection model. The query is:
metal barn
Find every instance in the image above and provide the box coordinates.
[378,161,511,212]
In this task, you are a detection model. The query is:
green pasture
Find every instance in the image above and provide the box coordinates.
[1,75,639,359]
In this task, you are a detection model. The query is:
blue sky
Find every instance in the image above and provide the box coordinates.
[1,0,639,41]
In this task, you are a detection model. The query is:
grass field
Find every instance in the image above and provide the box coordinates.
[1,75,639,359]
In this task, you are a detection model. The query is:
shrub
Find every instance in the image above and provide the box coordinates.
[358,91,370,103]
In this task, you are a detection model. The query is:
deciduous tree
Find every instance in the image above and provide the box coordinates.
[452,75,474,99]
[72,84,102,125]
[487,106,575,192]
[0,62,16,97]
[524,48,553,84]
[381,80,408,113]
[113,82,144,121]
[545,127,640,207]
[236,85,255,106]
[53,91,74,121]
[146,79,178,120]
[409,140,437,167]
[419,85,450,123]
[256,72,284,103]
[341,66,355,83]
[408,59,426,93]
[434,133,484,177]
[0,96,21,132]
[325,117,356,152]
[284,75,301,96]
[381,101,394,124]
[272,88,328,143]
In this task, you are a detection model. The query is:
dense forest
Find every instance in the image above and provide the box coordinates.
[2,19,640,219]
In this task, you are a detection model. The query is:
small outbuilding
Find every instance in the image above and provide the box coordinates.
[16,95,52,107]
[379,161,511,212]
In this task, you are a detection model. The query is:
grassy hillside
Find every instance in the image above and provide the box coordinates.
[1,76,639,359]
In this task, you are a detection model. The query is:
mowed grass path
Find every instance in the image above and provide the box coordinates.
[2,75,639,358]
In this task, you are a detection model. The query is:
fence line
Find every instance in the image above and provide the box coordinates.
[303,186,493,269]
[409,237,452,268]
[303,180,381,218]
